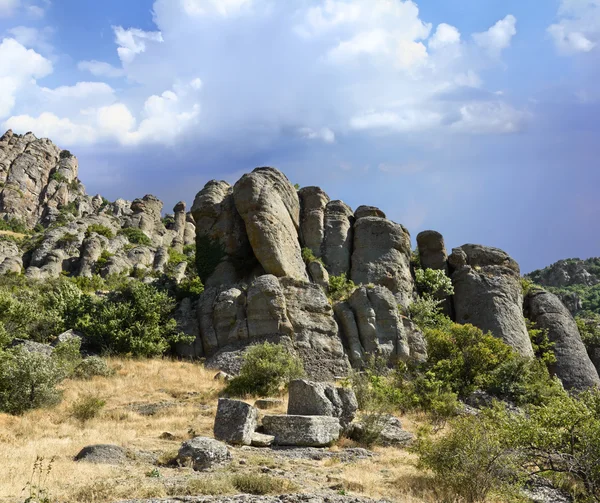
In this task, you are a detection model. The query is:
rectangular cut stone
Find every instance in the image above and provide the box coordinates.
[261,415,341,447]
[213,398,258,446]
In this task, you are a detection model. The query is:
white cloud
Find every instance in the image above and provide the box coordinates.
[429,23,461,50]
[299,127,335,143]
[7,26,54,53]
[181,0,253,17]
[548,0,600,54]
[113,26,163,64]
[0,38,52,117]
[78,60,125,78]
[2,1,526,148]
[473,15,517,55]
[0,0,19,17]
[4,112,97,144]
[451,102,528,134]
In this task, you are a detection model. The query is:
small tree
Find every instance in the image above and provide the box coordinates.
[225,342,305,397]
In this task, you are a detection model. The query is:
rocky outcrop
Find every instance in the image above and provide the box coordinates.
[417,230,448,273]
[213,398,258,446]
[177,437,232,471]
[524,288,600,390]
[449,244,533,357]
[351,213,413,307]
[322,200,354,277]
[527,258,600,288]
[335,285,411,368]
[298,186,329,257]
[233,168,307,281]
[262,415,341,447]
[287,379,358,428]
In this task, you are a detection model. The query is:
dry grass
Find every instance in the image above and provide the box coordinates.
[0,358,223,503]
[0,358,446,503]
[0,230,27,239]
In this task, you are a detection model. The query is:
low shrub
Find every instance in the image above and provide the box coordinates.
[0,348,66,414]
[86,224,114,239]
[73,357,114,379]
[118,227,151,246]
[70,394,106,422]
[328,273,356,302]
[225,342,305,397]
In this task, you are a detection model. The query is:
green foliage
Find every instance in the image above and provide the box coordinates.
[328,273,356,302]
[52,338,83,376]
[59,201,78,217]
[168,247,187,266]
[526,318,556,366]
[301,247,317,264]
[23,456,55,503]
[414,408,525,503]
[293,183,300,190]
[162,214,175,228]
[95,250,113,273]
[520,277,535,296]
[57,232,79,248]
[70,394,106,423]
[225,342,305,397]
[72,357,114,379]
[0,217,29,234]
[0,348,66,414]
[118,227,151,246]
[74,281,189,357]
[86,224,114,239]
[407,296,452,330]
[176,276,204,300]
[410,247,421,268]
[49,171,67,184]
[69,274,106,293]
[577,315,600,353]
[59,149,72,159]
[409,268,454,330]
[195,235,226,282]
[414,268,454,299]
[33,223,44,233]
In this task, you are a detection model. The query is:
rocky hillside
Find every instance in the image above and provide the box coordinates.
[526,257,600,316]
[0,129,598,393]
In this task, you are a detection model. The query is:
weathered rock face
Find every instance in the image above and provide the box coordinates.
[417,230,448,273]
[262,415,341,447]
[449,244,534,357]
[351,215,413,307]
[322,200,354,277]
[524,289,600,390]
[177,437,232,471]
[213,398,258,446]
[335,285,412,368]
[287,379,358,427]
[527,259,600,288]
[191,180,254,285]
[298,186,329,257]
[233,168,307,281]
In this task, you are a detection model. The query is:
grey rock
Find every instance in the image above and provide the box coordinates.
[351,216,413,307]
[261,415,341,447]
[177,437,232,471]
[119,493,388,503]
[322,200,354,276]
[401,317,428,364]
[280,277,349,380]
[347,415,414,447]
[74,444,128,465]
[524,289,600,390]
[287,379,358,428]
[174,298,203,358]
[246,275,294,339]
[250,432,274,447]
[213,288,248,348]
[10,339,53,356]
[308,260,329,290]
[298,186,330,257]
[355,205,386,219]
[213,398,258,446]
[233,168,307,281]
[450,244,534,357]
[416,230,448,272]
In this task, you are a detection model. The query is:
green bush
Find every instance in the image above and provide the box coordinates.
[57,232,79,248]
[86,224,114,239]
[72,357,114,379]
[74,282,190,357]
[414,408,525,503]
[0,348,66,414]
[195,235,226,282]
[577,315,600,354]
[118,227,151,246]
[225,342,305,397]
[49,171,67,183]
[328,273,356,302]
[408,268,454,329]
[70,394,106,422]
[301,247,319,264]
[176,276,204,300]
[0,217,29,234]
[95,250,113,273]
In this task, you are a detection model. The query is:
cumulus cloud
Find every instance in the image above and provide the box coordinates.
[473,15,517,56]
[113,26,163,63]
[3,0,527,148]
[78,60,125,78]
[548,0,600,54]
[7,26,54,53]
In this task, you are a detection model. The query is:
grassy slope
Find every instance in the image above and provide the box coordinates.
[0,359,439,503]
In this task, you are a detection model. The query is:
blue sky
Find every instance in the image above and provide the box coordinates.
[0,0,598,273]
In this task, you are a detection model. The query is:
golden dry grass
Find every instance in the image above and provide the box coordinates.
[0,358,222,503]
[0,358,442,503]
[0,230,27,239]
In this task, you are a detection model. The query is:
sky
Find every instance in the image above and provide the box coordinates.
[0,0,598,273]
